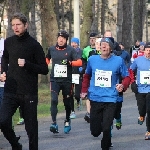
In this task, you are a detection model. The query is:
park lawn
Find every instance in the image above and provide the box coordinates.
[13,83,65,125]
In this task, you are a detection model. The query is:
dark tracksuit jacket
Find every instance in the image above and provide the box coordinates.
[0,31,48,150]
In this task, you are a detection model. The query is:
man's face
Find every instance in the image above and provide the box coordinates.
[90,37,96,46]
[140,45,144,51]
[11,19,28,36]
[119,44,124,50]
[71,42,78,49]
[144,48,150,58]
[104,31,112,37]
[100,42,111,57]
[57,36,67,46]
[135,41,140,46]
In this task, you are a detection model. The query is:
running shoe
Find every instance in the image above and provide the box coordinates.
[50,123,59,133]
[64,120,71,134]
[138,116,145,125]
[116,119,122,130]
[145,131,150,140]
[17,118,24,125]
[70,111,76,119]
[84,112,90,123]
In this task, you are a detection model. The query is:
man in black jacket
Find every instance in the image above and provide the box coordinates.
[0,13,48,150]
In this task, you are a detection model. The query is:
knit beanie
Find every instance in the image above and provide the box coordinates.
[101,37,114,50]
[140,42,145,46]
[57,30,69,41]
[71,37,79,45]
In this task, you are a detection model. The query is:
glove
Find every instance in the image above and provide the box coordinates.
[79,67,83,72]
[131,82,138,94]
[61,59,71,66]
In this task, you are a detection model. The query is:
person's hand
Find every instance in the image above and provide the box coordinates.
[0,72,6,82]
[116,84,124,92]
[18,58,26,67]
[80,93,87,100]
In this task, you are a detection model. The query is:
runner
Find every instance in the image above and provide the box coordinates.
[130,42,150,140]
[46,30,82,134]
[81,37,130,150]
[70,37,83,119]
[82,32,97,123]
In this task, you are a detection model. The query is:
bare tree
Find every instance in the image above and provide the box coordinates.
[54,0,60,30]
[0,0,6,36]
[101,0,107,35]
[39,0,58,83]
[122,0,133,52]
[133,0,146,42]
[28,0,36,39]
[80,0,93,49]
[116,0,123,42]
[6,0,21,37]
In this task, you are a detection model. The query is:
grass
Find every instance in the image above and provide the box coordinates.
[13,83,65,125]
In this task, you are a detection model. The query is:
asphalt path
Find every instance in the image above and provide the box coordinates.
[0,88,150,150]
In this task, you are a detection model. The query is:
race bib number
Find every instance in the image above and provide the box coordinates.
[54,64,67,77]
[140,71,150,84]
[95,70,112,87]
[72,74,80,84]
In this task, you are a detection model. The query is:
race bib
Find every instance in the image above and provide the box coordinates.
[72,74,80,84]
[54,64,67,77]
[95,70,112,87]
[140,71,150,84]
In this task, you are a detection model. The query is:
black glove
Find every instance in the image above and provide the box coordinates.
[131,82,138,94]
[61,59,71,66]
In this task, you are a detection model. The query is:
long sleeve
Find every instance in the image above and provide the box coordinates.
[81,74,91,93]
[121,76,131,91]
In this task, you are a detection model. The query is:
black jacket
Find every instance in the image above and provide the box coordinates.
[2,31,48,95]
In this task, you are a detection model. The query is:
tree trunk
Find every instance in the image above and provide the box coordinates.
[122,0,133,52]
[68,0,72,44]
[54,0,60,30]
[20,0,30,20]
[61,0,65,30]
[133,0,146,42]
[80,0,93,49]
[29,0,36,39]
[39,0,58,83]
[6,0,21,37]
[90,0,95,32]
[101,0,107,35]
[116,0,123,42]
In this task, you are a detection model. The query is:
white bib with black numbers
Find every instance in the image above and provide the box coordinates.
[140,71,150,84]
[72,74,80,84]
[95,70,112,87]
[54,64,67,77]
